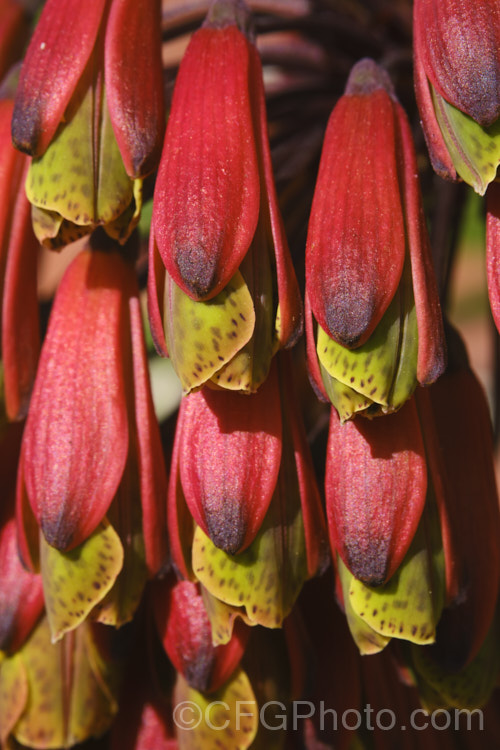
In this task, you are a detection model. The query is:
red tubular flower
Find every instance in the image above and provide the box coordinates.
[10,0,164,249]
[152,575,249,693]
[11,0,164,177]
[414,0,500,193]
[18,242,167,576]
[149,0,302,393]
[415,0,500,129]
[0,99,40,421]
[326,398,427,586]
[415,331,500,670]
[305,58,445,420]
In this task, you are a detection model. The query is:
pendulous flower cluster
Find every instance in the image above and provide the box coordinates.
[0,1,499,749]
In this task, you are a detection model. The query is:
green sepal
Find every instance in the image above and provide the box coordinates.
[348,518,445,646]
[26,79,139,248]
[192,484,309,629]
[11,617,119,749]
[40,521,124,643]
[337,556,391,655]
[411,613,500,711]
[432,84,500,196]
[173,667,258,750]
[164,270,255,392]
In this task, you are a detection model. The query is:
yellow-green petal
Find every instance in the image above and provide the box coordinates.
[12,617,118,749]
[40,521,124,643]
[200,586,251,646]
[26,79,139,248]
[432,84,500,196]
[173,667,257,750]
[192,485,309,629]
[412,615,500,711]
[337,556,391,655]
[348,522,444,646]
[164,270,255,392]
[0,652,28,744]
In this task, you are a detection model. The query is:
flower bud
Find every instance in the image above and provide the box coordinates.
[306,59,445,420]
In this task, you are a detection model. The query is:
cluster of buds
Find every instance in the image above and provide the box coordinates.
[0,0,500,749]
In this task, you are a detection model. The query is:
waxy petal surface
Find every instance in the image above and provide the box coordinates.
[179,363,282,554]
[105,0,164,178]
[11,0,107,156]
[153,25,260,300]
[306,77,405,348]
[414,0,500,127]
[326,400,427,585]
[23,249,131,551]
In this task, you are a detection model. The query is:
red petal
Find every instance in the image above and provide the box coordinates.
[416,371,500,668]
[178,364,282,554]
[248,45,303,349]
[304,291,329,402]
[395,102,446,385]
[153,576,248,693]
[306,73,405,348]
[105,0,164,178]
[22,248,131,550]
[15,441,40,572]
[278,353,329,577]
[2,159,40,421]
[486,181,500,334]
[129,293,168,575]
[0,99,39,420]
[414,0,500,127]
[413,31,458,182]
[326,399,427,585]
[11,0,107,155]
[152,25,260,300]
[147,222,168,357]
[167,420,194,581]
